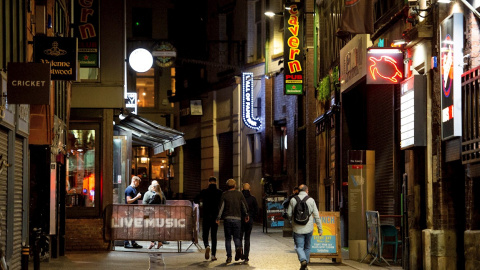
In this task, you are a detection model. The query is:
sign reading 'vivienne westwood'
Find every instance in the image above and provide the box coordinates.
[7,63,51,105]
[284,2,303,95]
[440,13,463,140]
[34,36,78,81]
[74,0,99,67]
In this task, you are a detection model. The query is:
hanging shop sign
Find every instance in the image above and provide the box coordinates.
[152,42,177,68]
[242,72,261,130]
[284,2,304,95]
[340,34,371,92]
[34,36,78,81]
[7,63,51,105]
[440,13,463,140]
[400,75,426,149]
[366,48,404,84]
[74,0,99,67]
[126,92,138,115]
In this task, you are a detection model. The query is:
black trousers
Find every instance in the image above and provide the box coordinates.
[202,218,219,256]
[241,220,253,259]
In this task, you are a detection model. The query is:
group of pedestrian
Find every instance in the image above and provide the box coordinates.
[195,177,258,264]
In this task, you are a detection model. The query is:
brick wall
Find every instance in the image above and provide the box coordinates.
[464,230,480,270]
[65,219,109,251]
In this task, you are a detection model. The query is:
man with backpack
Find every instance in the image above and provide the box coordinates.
[287,184,323,270]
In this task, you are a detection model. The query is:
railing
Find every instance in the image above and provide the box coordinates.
[461,66,480,164]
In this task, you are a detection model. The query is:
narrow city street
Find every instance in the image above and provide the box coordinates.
[32,225,403,270]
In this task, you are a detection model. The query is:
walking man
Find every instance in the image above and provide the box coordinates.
[241,183,258,263]
[124,176,143,248]
[216,179,249,264]
[287,184,323,270]
[194,176,223,261]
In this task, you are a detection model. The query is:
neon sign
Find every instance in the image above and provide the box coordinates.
[284,2,303,95]
[242,73,261,130]
[366,48,404,84]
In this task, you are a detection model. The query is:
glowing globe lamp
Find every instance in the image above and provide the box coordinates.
[129,48,153,72]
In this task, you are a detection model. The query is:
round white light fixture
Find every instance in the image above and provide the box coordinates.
[129,48,153,72]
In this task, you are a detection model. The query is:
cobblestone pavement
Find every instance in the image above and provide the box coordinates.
[32,225,403,270]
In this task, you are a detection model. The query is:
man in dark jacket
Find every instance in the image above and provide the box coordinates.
[194,176,223,261]
[241,183,258,262]
[216,179,249,264]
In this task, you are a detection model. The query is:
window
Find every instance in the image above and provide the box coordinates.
[132,8,152,38]
[66,124,100,216]
[255,1,263,60]
[136,68,155,108]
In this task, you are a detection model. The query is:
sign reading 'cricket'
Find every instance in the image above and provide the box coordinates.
[284,2,304,95]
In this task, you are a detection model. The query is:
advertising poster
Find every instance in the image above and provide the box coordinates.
[311,215,337,254]
[365,211,380,256]
[264,195,285,228]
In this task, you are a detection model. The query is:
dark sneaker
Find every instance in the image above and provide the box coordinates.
[132,243,143,248]
[205,246,210,260]
[300,260,308,270]
[211,256,217,261]
[234,247,243,261]
[226,257,232,264]
[124,243,133,248]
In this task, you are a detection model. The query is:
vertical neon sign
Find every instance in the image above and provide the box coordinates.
[284,2,304,95]
[242,73,261,130]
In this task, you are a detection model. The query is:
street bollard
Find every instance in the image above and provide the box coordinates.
[21,245,29,270]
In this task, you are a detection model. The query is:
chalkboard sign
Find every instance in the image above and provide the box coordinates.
[310,212,342,263]
[264,195,286,229]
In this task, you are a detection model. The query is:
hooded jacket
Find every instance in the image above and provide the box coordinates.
[242,190,258,220]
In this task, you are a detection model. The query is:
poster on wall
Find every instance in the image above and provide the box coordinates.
[440,13,463,140]
[284,2,304,95]
[74,0,99,67]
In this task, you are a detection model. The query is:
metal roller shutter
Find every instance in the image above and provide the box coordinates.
[0,130,8,258]
[10,137,24,269]
[367,85,396,216]
[182,138,201,200]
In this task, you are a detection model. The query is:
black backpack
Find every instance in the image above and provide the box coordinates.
[293,195,311,225]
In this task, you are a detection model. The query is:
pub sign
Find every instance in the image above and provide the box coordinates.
[366,48,404,85]
[7,63,51,105]
[284,2,304,95]
[34,36,78,81]
[74,0,99,67]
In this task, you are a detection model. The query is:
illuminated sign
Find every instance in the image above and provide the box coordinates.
[74,0,99,67]
[34,36,78,81]
[366,48,404,84]
[400,75,426,150]
[284,2,303,95]
[440,13,463,140]
[126,92,137,114]
[340,34,371,92]
[242,73,261,130]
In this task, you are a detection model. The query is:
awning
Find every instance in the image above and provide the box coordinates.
[116,114,186,155]
[313,104,340,136]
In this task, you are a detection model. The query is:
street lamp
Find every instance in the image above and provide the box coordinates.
[129,48,153,73]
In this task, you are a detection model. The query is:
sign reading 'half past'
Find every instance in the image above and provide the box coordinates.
[242,73,261,130]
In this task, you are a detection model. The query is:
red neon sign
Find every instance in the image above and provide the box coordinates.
[366,48,404,84]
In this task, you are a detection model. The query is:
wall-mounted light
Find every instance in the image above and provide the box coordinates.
[264,11,283,17]
[129,48,153,72]
[393,39,407,46]
[437,0,452,3]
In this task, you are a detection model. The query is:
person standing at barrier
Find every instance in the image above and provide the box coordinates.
[216,179,249,264]
[287,184,323,270]
[241,183,258,263]
[194,176,223,261]
[144,180,166,249]
[124,176,143,249]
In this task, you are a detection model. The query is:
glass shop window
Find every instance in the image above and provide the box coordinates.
[136,68,155,108]
[66,125,100,217]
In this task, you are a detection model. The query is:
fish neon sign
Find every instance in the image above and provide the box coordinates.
[366,48,404,84]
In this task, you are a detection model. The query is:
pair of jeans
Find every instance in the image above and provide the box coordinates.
[293,231,313,263]
[202,218,218,256]
[241,219,253,259]
[223,219,242,257]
